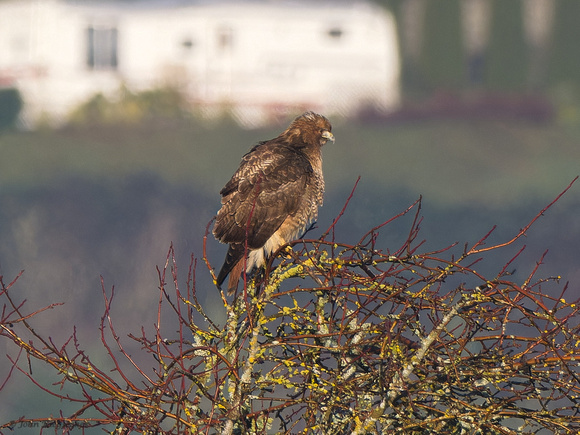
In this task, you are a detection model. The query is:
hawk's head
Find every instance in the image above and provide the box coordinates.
[283,111,334,148]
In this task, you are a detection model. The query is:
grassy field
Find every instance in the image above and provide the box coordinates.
[1,116,578,208]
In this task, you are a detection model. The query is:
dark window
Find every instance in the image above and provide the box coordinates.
[182,38,194,50]
[86,25,118,70]
[327,27,343,39]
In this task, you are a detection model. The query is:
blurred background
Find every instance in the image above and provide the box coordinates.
[1,0,580,428]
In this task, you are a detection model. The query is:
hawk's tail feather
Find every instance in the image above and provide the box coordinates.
[227,260,244,296]
[216,244,246,294]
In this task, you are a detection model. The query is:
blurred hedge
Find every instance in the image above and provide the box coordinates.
[68,86,189,126]
[0,88,22,131]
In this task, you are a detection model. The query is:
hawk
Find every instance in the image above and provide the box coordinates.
[213,111,334,295]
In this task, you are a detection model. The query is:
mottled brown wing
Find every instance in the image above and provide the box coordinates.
[213,142,312,250]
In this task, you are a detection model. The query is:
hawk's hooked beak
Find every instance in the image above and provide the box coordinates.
[322,130,335,143]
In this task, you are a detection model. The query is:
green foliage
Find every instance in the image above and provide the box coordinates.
[420,1,465,90]
[376,0,580,94]
[486,0,527,91]
[549,0,580,85]
[0,88,22,131]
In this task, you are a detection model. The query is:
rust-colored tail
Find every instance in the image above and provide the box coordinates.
[226,260,244,296]
[216,244,245,295]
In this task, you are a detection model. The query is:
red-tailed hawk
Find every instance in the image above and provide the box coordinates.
[213,111,334,295]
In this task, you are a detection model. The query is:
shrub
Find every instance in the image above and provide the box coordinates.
[1,179,580,433]
[0,88,23,131]
[68,86,188,126]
